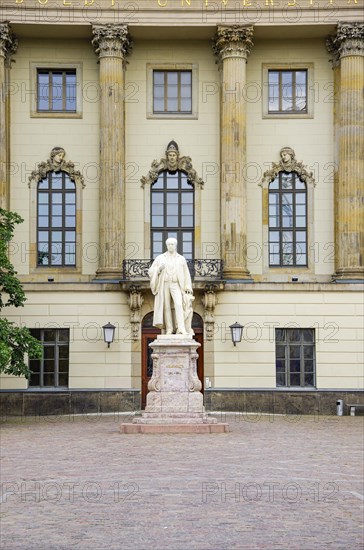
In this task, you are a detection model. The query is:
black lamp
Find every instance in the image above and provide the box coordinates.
[229,321,243,346]
[102,322,116,348]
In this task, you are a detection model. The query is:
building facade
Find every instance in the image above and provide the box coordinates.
[0,1,363,416]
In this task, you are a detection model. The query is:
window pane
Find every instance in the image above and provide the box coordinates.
[304,373,314,386]
[38,216,49,227]
[167,204,178,216]
[290,373,301,386]
[167,98,178,111]
[43,329,56,342]
[269,178,279,190]
[304,360,314,373]
[52,205,62,216]
[59,333,69,346]
[65,73,76,111]
[296,217,306,228]
[276,359,285,372]
[65,216,75,228]
[154,85,164,99]
[52,217,62,228]
[303,329,314,343]
[58,373,68,386]
[296,193,306,204]
[38,72,49,111]
[276,329,285,342]
[290,359,301,373]
[180,71,191,85]
[51,175,62,189]
[154,71,164,85]
[153,98,164,112]
[181,216,193,227]
[180,98,192,112]
[182,204,193,216]
[281,173,293,189]
[276,373,285,386]
[52,72,63,110]
[38,193,49,203]
[304,345,314,359]
[167,216,178,226]
[276,344,285,358]
[152,216,164,227]
[167,72,178,85]
[288,329,301,342]
[289,346,300,359]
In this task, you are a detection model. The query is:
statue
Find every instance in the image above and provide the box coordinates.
[148,238,194,335]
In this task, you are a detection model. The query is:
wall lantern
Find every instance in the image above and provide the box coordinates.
[102,322,116,348]
[229,321,243,346]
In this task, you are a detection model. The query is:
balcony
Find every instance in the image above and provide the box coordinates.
[121,259,224,290]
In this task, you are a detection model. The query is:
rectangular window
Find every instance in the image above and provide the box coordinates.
[262,64,313,119]
[37,69,77,112]
[275,328,315,388]
[29,329,69,388]
[147,64,198,119]
[153,70,192,114]
[268,70,307,114]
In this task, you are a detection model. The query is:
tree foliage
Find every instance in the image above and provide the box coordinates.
[0,208,42,378]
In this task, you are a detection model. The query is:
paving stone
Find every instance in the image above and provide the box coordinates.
[0,413,363,550]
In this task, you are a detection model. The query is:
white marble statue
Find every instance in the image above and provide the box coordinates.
[148,238,194,335]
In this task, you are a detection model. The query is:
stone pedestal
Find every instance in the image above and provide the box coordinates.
[120,335,229,433]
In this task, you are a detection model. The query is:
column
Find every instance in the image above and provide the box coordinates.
[329,23,364,281]
[0,23,17,210]
[213,25,254,280]
[92,24,132,279]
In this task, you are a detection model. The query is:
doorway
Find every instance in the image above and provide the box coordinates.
[141,312,204,409]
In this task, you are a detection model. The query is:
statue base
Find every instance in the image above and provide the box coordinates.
[120,335,229,434]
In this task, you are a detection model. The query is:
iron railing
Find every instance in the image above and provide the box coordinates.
[122,259,223,281]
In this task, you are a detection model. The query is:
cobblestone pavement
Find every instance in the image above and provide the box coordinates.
[0,412,363,550]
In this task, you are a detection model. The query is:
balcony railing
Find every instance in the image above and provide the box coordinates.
[122,259,224,281]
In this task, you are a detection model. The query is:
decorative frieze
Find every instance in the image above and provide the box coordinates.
[141,140,204,188]
[91,24,132,60]
[261,147,315,188]
[28,147,85,188]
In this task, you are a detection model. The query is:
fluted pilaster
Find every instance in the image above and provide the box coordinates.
[213,25,254,280]
[92,24,132,279]
[0,22,17,210]
[327,23,364,281]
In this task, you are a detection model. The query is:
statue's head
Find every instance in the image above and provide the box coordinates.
[50,147,66,166]
[280,147,295,164]
[166,237,178,253]
[165,140,179,171]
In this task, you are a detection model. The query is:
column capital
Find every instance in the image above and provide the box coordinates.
[91,24,132,60]
[212,25,254,62]
[327,22,364,63]
[0,22,18,66]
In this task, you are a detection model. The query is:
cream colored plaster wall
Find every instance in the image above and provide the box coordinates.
[1,289,362,392]
[125,39,220,259]
[246,38,334,278]
[212,290,363,390]
[10,38,100,276]
[0,291,132,390]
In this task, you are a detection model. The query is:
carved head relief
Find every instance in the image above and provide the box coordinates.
[50,147,66,170]
[166,140,179,172]
[279,146,296,170]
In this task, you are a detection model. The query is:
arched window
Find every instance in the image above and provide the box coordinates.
[269,172,307,267]
[37,171,76,266]
[151,170,194,259]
